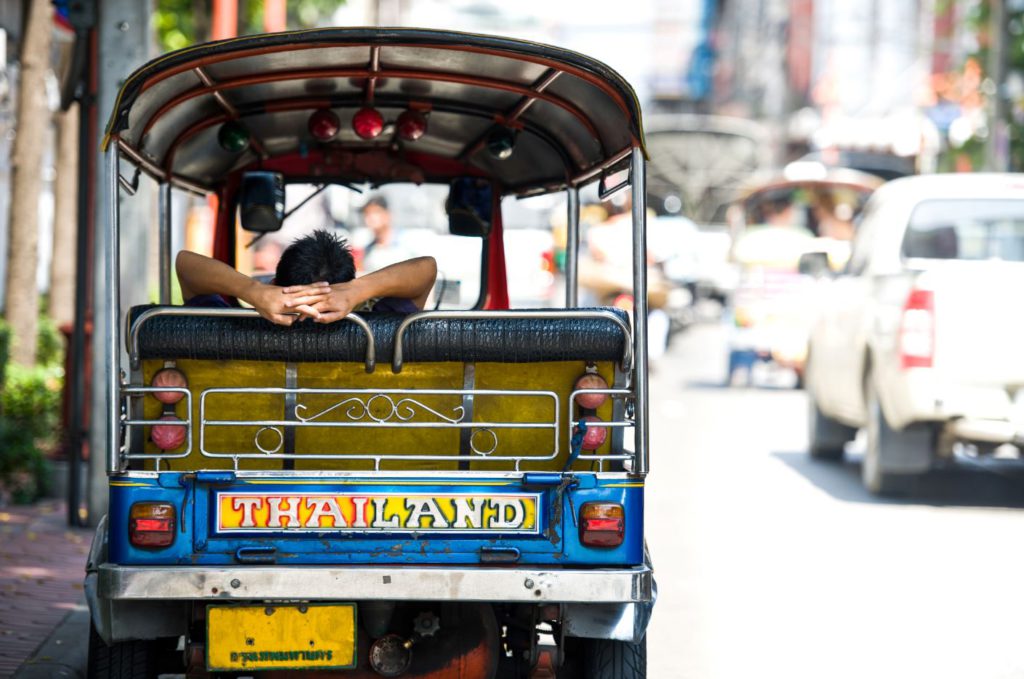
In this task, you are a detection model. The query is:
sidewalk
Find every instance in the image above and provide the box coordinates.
[0,500,93,677]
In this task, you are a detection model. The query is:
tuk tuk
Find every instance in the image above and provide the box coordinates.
[725,163,882,386]
[83,28,653,678]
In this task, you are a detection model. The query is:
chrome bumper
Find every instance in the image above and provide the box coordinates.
[97,563,653,604]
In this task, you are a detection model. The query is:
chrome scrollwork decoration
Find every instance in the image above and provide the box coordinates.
[295,394,465,425]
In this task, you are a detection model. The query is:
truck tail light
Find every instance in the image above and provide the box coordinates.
[899,288,934,369]
[130,502,176,548]
[579,502,624,548]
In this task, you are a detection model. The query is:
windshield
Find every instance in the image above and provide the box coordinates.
[903,199,1024,262]
[236,182,483,309]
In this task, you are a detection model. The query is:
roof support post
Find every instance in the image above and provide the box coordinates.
[158,182,172,304]
[105,143,122,474]
[564,187,580,308]
[630,147,649,476]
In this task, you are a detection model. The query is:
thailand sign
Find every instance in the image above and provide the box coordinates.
[216,492,540,534]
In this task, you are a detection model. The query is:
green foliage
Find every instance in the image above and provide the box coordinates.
[155,0,346,53]
[0,419,50,504]
[0,319,9,386]
[36,314,64,368]
[0,364,61,504]
[2,363,63,441]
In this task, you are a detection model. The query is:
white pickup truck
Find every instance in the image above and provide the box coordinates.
[804,173,1024,494]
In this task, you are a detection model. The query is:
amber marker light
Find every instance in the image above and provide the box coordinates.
[129,502,176,548]
[579,502,624,548]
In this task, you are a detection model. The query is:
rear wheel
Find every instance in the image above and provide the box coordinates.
[87,623,158,679]
[864,387,930,496]
[808,390,855,461]
[581,637,647,679]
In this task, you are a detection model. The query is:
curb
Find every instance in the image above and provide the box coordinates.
[12,603,89,679]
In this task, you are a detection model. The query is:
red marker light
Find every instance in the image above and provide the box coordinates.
[151,368,188,405]
[577,415,607,450]
[308,108,340,141]
[151,415,187,451]
[396,109,428,141]
[352,107,384,139]
[574,372,609,410]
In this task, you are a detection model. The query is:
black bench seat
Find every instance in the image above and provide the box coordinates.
[128,305,631,366]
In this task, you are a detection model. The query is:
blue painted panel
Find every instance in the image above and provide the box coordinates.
[108,474,644,567]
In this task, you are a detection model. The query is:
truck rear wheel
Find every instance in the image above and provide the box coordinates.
[864,387,930,496]
[808,391,855,461]
[581,637,647,679]
[87,622,158,679]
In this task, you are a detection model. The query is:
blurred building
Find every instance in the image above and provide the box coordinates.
[713,0,982,174]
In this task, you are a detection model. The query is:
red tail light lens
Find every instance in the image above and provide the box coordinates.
[129,502,176,548]
[579,502,624,548]
[899,288,934,369]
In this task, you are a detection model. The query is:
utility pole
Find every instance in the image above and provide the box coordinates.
[986,0,1009,171]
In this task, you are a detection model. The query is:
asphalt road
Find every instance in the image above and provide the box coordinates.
[645,322,1024,679]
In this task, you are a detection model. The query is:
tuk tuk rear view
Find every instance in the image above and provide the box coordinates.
[85,28,654,678]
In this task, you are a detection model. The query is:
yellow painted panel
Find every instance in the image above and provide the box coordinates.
[136,359,621,473]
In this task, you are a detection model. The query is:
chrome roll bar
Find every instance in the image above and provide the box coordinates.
[629,147,649,476]
[127,307,377,373]
[390,309,633,374]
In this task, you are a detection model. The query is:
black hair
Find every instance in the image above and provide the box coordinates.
[361,194,388,211]
[275,229,356,286]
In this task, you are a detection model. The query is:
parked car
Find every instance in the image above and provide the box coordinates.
[804,173,1024,494]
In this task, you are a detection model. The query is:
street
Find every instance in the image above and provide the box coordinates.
[646,322,1024,679]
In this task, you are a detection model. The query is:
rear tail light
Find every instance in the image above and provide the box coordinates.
[129,502,176,548]
[899,288,934,369]
[579,502,624,548]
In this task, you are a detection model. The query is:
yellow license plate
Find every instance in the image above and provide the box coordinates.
[206,604,357,671]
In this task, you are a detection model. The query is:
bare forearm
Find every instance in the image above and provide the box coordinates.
[352,256,437,309]
[175,250,256,303]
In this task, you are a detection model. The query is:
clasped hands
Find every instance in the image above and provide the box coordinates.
[248,280,361,326]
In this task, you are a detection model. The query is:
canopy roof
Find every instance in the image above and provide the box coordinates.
[105,28,646,196]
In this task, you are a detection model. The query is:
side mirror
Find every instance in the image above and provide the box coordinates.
[798,251,831,277]
[446,178,492,237]
[239,171,285,233]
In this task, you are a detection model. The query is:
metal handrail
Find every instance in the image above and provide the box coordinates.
[120,386,193,462]
[127,307,377,372]
[391,309,633,373]
[196,386,561,472]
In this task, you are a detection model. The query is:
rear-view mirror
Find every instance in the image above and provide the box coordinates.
[446,178,493,237]
[798,251,831,277]
[239,171,285,233]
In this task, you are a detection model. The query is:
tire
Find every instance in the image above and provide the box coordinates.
[87,622,158,679]
[808,390,855,461]
[864,386,931,496]
[582,637,647,679]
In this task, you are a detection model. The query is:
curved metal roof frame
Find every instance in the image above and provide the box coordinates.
[104,27,647,196]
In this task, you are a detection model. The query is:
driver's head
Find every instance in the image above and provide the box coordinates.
[275,229,356,286]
